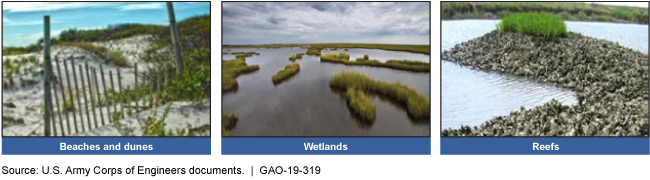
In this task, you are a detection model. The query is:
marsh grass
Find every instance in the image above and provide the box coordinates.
[222,112,238,136]
[56,42,130,67]
[306,46,323,55]
[272,63,300,84]
[329,71,430,120]
[497,12,568,39]
[222,58,260,91]
[288,53,304,62]
[321,53,430,72]
[346,88,376,122]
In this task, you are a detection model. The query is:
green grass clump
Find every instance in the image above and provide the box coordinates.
[306,46,323,55]
[346,88,376,122]
[57,42,130,67]
[320,53,430,72]
[272,63,300,84]
[497,12,568,39]
[288,53,304,62]
[330,71,430,120]
[320,53,350,61]
[222,112,238,136]
[222,58,260,91]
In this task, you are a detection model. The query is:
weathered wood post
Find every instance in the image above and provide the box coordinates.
[43,15,53,137]
[79,64,89,131]
[85,63,97,129]
[70,60,81,133]
[57,57,71,135]
[166,2,184,76]
[100,65,110,126]
[92,67,104,127]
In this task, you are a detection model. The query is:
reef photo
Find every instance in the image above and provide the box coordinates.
[441,2,649,137]
[2,2,211,136]
[222,2,430,136]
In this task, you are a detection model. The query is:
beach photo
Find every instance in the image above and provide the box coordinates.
[2,2,211,137]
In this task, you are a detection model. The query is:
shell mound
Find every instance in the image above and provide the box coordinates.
[442,31,649,136]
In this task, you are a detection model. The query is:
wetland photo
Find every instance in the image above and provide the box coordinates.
[441,2,649,136]
[222,2,431,136]
[2,2,211,137]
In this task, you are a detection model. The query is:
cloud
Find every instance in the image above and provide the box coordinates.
[2,2,164,12]
[222,2,430,45]
[3,16,66,26]
[267,16,286,24]
[2,2,117,12]
[118,3,164,11]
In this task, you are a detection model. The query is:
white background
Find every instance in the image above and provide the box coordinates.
[1,0,650,179]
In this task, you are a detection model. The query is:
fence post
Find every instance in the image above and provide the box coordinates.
[70,60,82,133]
[86,63,98,129]
[51,57,64,136]
[43,15,53,137]
[100,65,110,126]
[57,57,70,136]
[166,2,183,76]
[117,68,124,117]
[109,71,117,122]
[92,67,104,127]
[79,64,89,132]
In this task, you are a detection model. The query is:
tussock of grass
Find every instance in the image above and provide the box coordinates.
[289,53,304,61]
[346,88,376,122]
[330,71,430,120]
[222,112,238,136]
[497,12,568,39]
[272,63,300,84]
[321,53,430,72]
[320,53,350,61]
[222,58,260,91]
[56,42,130,67]
[306,46,323,55]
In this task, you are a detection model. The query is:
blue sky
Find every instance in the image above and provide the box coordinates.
[2,2,210,47]
[222,2,430,45]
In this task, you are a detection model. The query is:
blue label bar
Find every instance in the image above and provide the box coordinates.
[222,137,431,155]
[2,137,210,155]
[441,137,650,155]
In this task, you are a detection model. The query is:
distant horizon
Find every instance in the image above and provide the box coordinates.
[222,42,430,46]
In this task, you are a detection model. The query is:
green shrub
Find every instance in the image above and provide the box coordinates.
[346,88,376,122]
[330,71,430,119]
[497,12,568,39]
[363,54,369,60]
[272,63,300,84]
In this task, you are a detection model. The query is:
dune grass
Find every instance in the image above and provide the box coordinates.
[346,88,376,122]
[497,12,568,39]
[272,63,300,84]
[330,71,430,120]
[56,42,130,67]
[320,53,430,72]
[222,58,260,91]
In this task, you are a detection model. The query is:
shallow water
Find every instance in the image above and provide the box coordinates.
[441,20,648,129]
[222,48,430,136]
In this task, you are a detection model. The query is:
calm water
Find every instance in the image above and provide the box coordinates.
[223,48,430,136]
[442,20,648,129]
